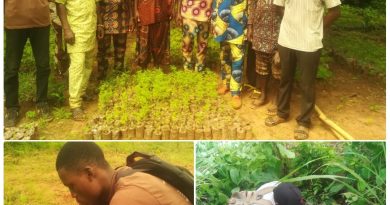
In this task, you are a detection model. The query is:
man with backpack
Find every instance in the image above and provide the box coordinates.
[228,181,305,205]
[56,142,193,205]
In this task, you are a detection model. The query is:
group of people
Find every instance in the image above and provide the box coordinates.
[4,0,341,139]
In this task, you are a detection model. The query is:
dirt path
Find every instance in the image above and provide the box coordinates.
[236,63,385,140]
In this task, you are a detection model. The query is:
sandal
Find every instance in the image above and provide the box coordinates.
[267,105,277,116]
[249,89,262,99]
[250,98,266,109]
[294,125,309,140]
[265,115,286,127]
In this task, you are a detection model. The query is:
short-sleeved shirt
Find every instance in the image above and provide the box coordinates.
[55,0,99,53]
[5,0,50,29]
[274,0,341,52]
[100,0,131,34]
[211,0,248,45]
[256,181,280,205]
[109,167,192,205]
[180,0,213,22]
[137,0,172,26]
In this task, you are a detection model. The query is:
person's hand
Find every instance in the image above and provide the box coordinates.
[247,24,253,41]
[97,25,105,39]
[176,14,183,27]
[64,28,75,45]
[134,12,140,23]
[128,20,135,32]
[273,51,280,66]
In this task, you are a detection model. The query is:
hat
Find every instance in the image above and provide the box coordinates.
[273,183,304,205]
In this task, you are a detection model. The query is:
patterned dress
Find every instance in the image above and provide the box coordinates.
[136,0,172,68]
[97,0,131,72]
[211,0,247,95]
[248,0,281,77]
[180,0,213,71]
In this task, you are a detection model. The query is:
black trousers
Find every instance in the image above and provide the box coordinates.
[277,45,321,128]
[4,26,50,109]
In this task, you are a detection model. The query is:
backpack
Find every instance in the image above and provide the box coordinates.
[227,186,276,205]
[115,151,194,204]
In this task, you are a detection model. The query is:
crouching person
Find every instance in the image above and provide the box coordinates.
[56,142,192,205]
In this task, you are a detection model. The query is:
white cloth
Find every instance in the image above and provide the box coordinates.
[256,181,281,205]
[274,0,341,52]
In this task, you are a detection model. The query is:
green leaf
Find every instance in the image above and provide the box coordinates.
[277,144,296,159]
[329,183,344,194]
[230,168,241,185]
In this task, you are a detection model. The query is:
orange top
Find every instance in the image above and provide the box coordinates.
[110,167,192,205]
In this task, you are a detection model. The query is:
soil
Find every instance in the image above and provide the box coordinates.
[237,62,386,140]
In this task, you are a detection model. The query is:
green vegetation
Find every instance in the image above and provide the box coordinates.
[4,142,194,205]
[196,142,385,205]
[325,5,385,78]
[98,68,223,126]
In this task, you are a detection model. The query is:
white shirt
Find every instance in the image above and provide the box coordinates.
[256,181,281,205]
[274,0,341,52]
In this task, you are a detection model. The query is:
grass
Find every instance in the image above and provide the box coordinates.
[324,31,385,76]
[4,142,194,205]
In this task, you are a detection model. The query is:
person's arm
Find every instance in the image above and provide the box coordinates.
[176,0,183,26]
[127,0,135,31]
[274,5,284,17]
[323,5,340,29]
[96,1,105,39]
[133,0,139,23]
[56,2,75,45]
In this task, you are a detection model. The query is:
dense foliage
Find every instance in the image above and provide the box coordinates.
[196,142,385,205]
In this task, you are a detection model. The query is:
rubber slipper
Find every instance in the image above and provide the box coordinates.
[294,125,309,140]
[265,115,286,127]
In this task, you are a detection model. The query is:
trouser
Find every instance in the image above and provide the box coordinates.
[97,33,128,71]
[255,51,281,79]
[52,21,69,75]
[136,21,170,68]
[182,18,210,71]
[4,26,50,109]
[220,42,246,95]
[277,45,321,128]
[68,49,94,109]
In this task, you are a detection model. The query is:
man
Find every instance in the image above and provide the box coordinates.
[97,0,134,80]
[265,0,341,139]
[247,0,281,113]
[56,142,192,205]
[176,0,213,72]
[134,0,173,68]
[55,0,101,120]
[212,0,248,109]
[228,181,305,205]
[4,0,51,127]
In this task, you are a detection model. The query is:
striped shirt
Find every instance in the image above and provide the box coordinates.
[274,0,341,52]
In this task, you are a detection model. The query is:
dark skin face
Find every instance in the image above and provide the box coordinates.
[58,165,112,205]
